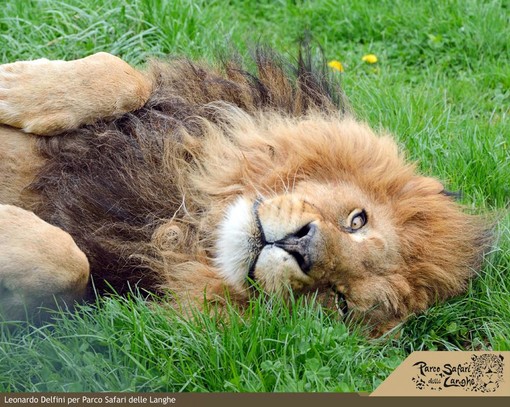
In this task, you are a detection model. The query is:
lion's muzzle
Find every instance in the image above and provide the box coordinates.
[251,197,319,275]
[273,222,316,273]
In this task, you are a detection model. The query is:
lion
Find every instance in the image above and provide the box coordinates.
[0,50,490,335]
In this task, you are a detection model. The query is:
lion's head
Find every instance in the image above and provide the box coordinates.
[194,112,491,335]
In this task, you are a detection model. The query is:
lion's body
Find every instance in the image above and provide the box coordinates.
[0,50,489,334]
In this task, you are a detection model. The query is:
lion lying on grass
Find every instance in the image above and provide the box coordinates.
[0,50,490,335]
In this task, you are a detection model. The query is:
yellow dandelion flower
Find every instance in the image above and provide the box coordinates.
[362,54,378,64]
[328,60,344,72]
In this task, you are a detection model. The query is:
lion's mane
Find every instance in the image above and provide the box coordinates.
[29,49,343,295]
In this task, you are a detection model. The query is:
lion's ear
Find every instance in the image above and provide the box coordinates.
[400,176,445,197]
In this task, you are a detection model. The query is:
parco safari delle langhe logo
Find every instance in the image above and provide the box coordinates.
[412,353,505,393]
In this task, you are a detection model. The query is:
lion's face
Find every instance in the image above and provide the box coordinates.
[203,114,489,334]
[216,181,406,332]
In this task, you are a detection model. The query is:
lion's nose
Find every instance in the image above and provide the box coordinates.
[274,223,316,273]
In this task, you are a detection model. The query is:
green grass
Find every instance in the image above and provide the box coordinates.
[1,0,509,393]
[0,295,404,392]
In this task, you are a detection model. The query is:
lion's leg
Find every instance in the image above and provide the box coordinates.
[0,52,153,135]
[0,204,90,320]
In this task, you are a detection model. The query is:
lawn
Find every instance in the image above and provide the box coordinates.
[0,0,509,392]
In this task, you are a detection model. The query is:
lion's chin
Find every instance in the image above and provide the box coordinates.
[215,197,260,290]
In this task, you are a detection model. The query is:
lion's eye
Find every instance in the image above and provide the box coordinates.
[347,208,367,231]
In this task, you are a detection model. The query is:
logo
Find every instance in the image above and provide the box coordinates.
[411,353,505,393]
[370,351,509,396]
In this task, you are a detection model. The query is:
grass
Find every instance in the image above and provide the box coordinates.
[0,0,509,393]
[0,295,404,392]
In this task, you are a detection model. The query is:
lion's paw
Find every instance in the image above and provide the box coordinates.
[0,58,78,135]
[0,204,90,320]
[0,53,152,135]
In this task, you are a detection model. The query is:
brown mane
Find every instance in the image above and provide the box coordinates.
[29,48,349,296]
